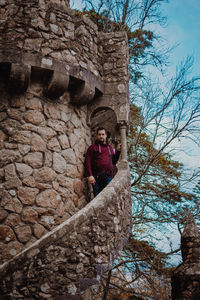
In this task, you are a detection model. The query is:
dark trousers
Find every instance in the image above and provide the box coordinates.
[93,176,112,197]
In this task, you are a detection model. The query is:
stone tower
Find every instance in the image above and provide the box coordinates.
[171,214,200,300]
[0,0,131,298]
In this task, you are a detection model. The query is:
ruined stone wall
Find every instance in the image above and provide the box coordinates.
[0,161,132,299]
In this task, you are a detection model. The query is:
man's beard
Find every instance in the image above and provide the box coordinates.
[99,139,105,144]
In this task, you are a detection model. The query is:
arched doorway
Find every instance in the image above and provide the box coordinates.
[90,107,120,145]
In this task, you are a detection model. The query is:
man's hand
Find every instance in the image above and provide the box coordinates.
[88,176,96,185]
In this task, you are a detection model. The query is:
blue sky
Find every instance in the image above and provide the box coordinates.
[161,0,200,76]
[160,0,200,169]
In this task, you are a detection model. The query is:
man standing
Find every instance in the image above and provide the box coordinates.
[85,127,121,196]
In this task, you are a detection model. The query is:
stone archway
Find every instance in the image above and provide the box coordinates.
[90,107,120,145]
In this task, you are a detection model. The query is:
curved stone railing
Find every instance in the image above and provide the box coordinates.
[0,160,132,299]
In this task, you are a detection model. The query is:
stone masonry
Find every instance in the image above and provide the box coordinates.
[0,84,91,264]
[0,0,131,298]
[0,161,132,299]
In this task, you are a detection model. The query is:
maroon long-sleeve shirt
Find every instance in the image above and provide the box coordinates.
[85,141,120,177]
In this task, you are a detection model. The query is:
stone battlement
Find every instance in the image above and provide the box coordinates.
[0,0,105,104]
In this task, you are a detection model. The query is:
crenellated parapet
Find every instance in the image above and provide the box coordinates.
[0,0,100,74]
[0,0,104,104]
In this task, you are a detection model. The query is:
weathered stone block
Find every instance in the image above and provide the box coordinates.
[22,176,36,187]
[5,213,21,227]
[53,152,67,173]
[0,149,22,167]
[36,189,61,208]
[47,119,66,133]
[65,164,78,178]
[0,209,8,222]
[4,176,22,189]
[62,148,76,164]
[21,207,38,224]
[44,103,61,119]
[58,134,70,149]
[34,167,57,183]
[18,144,30,155]
[18,187,39,205]
[14,225,32,243]
[1,240,23,260]
[24,152,43,168]
[33,223,47,239]
[14,130,31,144]
[0,225,15,243]
[4,163,17,180]
[16,163,33,178]
[73,179,83,197]
[31,133,46,152]
[4,197,23,214]
[24,110,45,125]
[37,127,57,141]
[48,137,61,151]
[25,98,43,111]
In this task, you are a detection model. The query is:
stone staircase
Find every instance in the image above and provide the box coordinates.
[0,160,131,299]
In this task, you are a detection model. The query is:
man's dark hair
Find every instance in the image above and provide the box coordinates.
[96,127,107,134]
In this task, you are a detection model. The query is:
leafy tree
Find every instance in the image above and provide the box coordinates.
[130,57,200,228]
[99,90,200,298]
[99,237,174,300]
[73,1,200,298]
[98,92,200,298]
